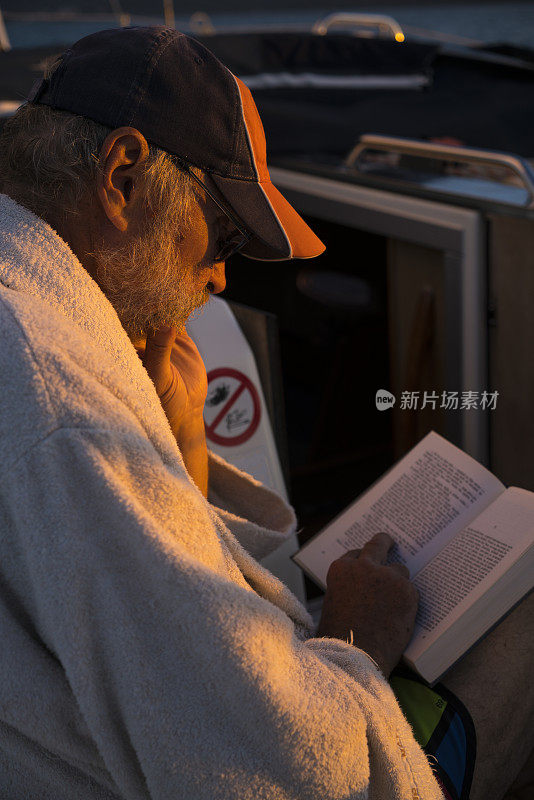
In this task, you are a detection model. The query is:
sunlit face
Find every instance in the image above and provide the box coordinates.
[93,181,228,340]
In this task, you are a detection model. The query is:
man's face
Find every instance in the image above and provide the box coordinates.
[93,179,227,340]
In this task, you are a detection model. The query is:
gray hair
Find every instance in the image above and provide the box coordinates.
[0,98,196,230]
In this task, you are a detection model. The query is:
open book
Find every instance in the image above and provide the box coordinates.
[293,431,534,684]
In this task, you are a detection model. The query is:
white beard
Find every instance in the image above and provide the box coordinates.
[93,219,210,339]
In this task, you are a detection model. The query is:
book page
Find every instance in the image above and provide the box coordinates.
[407,487,534,659]
[294,432,504,587]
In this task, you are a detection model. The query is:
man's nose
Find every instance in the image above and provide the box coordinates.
[208,261,226,294]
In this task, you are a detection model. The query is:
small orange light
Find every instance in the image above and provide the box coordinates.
[395,32,405,43]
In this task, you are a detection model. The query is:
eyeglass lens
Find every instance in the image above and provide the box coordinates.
[214,230,248,263]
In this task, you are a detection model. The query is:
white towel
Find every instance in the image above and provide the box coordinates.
[0,194,443,799]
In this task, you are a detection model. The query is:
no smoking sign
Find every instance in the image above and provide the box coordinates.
[204,367,261,447]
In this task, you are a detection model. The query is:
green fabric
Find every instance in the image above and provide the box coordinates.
[391,675,447,747]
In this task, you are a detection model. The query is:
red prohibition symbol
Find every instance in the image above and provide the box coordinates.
[205,367,261,447]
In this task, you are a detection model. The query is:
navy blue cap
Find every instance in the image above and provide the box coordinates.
[28,26,325,261]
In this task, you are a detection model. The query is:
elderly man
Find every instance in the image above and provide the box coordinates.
[0,26,530,800]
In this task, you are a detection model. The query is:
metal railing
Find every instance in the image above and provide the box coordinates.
[345,135,534,209]
[312,13,405,43]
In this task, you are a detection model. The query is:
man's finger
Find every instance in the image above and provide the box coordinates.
[341,548,362,560]
[360,532,395,564]
[142,326,176,383]
[388,562,410,578]
[338,548,362,563]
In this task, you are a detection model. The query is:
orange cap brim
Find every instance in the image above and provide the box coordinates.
[208,73,326,261]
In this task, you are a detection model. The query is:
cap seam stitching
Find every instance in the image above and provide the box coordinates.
[208,172,272,183]
[49,49,72,107]
[128,29,182,127]
[229,75,259,181]
[257,182,292,256]
[117,29,177,128]
[215,63,244,173]
[229,73,244,174]
[161,154,264,181]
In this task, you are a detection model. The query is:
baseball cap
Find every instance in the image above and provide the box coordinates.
[27,26,325,261]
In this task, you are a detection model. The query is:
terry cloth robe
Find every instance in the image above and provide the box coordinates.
[0,193,444,800]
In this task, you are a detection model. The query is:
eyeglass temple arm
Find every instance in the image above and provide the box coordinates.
[174,157,252,240]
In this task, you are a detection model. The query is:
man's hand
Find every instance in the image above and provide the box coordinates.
[137,326,208,436]
[316,533,419,678]
[136,326,209,496]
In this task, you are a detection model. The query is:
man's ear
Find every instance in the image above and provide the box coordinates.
[97,127,150,232]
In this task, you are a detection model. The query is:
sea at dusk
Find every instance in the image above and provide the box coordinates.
[2,2,534,50]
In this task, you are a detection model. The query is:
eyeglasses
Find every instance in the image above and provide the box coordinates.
[172,157,253,263]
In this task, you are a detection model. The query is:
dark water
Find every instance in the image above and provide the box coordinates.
[4,3,534,49]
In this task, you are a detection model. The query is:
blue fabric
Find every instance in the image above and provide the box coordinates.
[392,667,476,800]
[434,712,468,798]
